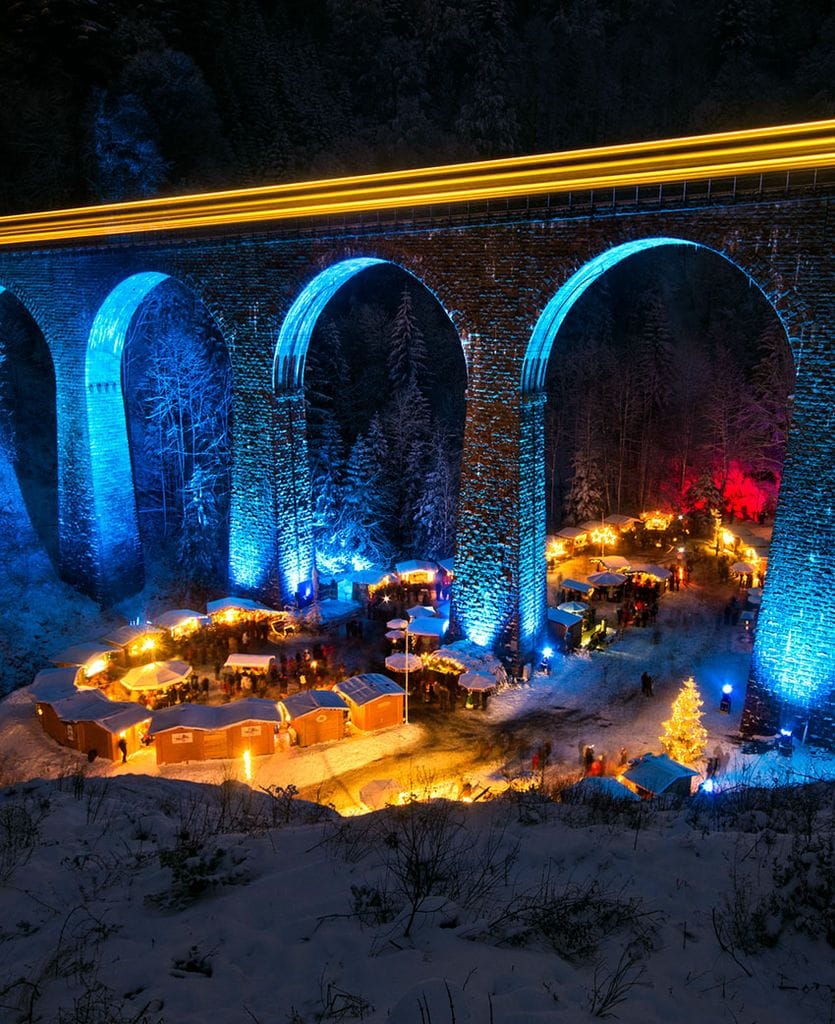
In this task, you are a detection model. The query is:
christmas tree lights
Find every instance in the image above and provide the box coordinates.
[660,676,708,767]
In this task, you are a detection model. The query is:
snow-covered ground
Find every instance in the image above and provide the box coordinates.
[3,550,835,1021]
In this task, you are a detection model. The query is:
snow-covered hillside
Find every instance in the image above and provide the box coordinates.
[1,771,833,1024]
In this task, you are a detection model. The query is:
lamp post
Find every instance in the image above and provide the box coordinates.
[387,617,411,724]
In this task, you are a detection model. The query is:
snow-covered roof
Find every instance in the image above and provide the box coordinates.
[622,753,699,794]
[547,608,583,628]
[603,513,640,527]
[280,690,348,720]
[49,642,114,667]
[579,520,603,533]
[437,557,454,574]
[395,559,437,575]
[407,604,438,618]
[153,609,205,629]
[556,526,587,540]
[206,597,279,616]
[566,776,640,801]
[31,667,81,701]
[334,674,405,706]
[45,689,150,732]
[305,599,362,624]
[149,698,281,735]
[407,617,448,638]
[599,555,631,570]
[350,569,394,586]
[561,578,594,594]
[101,624,162,648]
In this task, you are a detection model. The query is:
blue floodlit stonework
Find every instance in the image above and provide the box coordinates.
[0,181,833,745]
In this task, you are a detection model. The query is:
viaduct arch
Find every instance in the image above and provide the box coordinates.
[0,120,833,744]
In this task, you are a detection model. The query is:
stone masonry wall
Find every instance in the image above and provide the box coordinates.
[0,187,833,743]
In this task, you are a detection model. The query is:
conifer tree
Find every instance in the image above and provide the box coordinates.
[388,286,427,390]
[660,676,708,766]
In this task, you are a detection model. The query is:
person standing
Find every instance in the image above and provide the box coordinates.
[117,736,128,764]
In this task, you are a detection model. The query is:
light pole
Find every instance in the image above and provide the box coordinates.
[386,617,411,724]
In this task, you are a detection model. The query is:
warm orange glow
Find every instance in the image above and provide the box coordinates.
[0,118,833,246]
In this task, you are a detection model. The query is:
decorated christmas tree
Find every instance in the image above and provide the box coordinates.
[660,676,708,766]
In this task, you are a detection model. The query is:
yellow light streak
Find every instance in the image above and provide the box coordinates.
[1,118,834,246]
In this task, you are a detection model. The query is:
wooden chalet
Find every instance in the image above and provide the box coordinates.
[279,689,348,747]
[36,688,151,761]
[333,673,405,731]
[148,698,281,765]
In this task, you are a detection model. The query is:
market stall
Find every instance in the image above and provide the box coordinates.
[279,690,348,747]
[149,698,281,764]
[333,674,405,731]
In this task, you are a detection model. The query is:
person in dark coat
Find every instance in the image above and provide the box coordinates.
[117,736,128,763]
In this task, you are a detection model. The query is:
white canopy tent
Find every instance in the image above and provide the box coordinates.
[120,660,192,692]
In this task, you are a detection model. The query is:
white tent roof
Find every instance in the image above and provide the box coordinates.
[120,660,192,692]
[407,605,438,618]
[385,652,423,673]
[223,654,276,671]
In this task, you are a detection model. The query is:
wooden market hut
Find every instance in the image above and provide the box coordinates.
[554,525,589,555]
[100,623,164,667]
[547,607,583,650]
[148,698,281,765]
[621,753,699,798]
[279,690,348,747]
[49,641,116,679]
[36,688,151,761]
[333,673,405,731]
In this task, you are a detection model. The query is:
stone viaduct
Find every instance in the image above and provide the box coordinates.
[1,121,834,745]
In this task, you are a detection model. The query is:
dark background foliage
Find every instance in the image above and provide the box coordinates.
[1,0,833,212]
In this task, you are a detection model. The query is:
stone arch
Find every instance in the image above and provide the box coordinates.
[521,236,796,394]
[86,271,233,601]
[0,283,59,563]
[274,256,467,391]
[267,256,467,602]
[518,235,801,693]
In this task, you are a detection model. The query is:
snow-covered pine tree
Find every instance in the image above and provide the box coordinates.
[563,448,605,524]
[310,410,345,572]
[660,676,708,767]
[414,437,459,558]
[388,285,428,390]
[340,429,392,568]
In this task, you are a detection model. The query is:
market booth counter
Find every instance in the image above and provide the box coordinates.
[279,690,348,747]
[36,688,151,761]
[333,674,406,731]
[149,698,281,765]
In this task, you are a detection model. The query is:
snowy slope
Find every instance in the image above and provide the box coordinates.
[0,771,833,1024]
